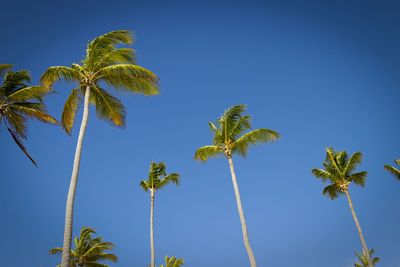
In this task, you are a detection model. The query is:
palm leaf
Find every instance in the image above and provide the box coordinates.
[40,66,81,88]
[91,85,126,127]
[140,180,150,192]
[311,168,331,182]
[232,128,280,157]
[61,87,82,135]
[384,162,400,180]
[5,110,27,138]
[3,86,52,103]
[344,152,362,175]
[157,173,181,190]
[11,105,60,125]
[0,64,13,81]
[1,70,31,97]
[322,184,341,200]
[349,171,367,187]
[194,145,224,162]
[6,126,38,167]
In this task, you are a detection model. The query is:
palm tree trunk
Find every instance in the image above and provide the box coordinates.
[344,190,372,267]
[227,156,257,267]
[61,86,91,267]
[150,189,155,267]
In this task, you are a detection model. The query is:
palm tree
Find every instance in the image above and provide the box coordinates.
[0,64,59,167]
[354,248,380,267]
[312,148,373,267]
[158,256,184,267]
[49,226,117,267]
[40,30,159,267]
[384,158,400,181]
[194,104,280,267]
[140,161,181,267]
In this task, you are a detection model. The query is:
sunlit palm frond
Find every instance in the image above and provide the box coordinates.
[91,85,126,127]
[194,145,224,162]
[1,70,31,97]
[232,128,280,157]
[344,152,363,174]
[5,110,27,138]
[157,173,181,190]
[0,64,13,81]
[40,66,81,88]
[322,184,341,200]
[3,86,52,103]
[11,105,60,125]
[49,247,63,255]
[311,168,331,182]
[349,171,367,187]
[229,115,252,140]
[140,180,150,192]
[215,104,246,141]
[97,64,159,95]
[95,48,136,69]
[61,87,82,135]
[384,159,400,180]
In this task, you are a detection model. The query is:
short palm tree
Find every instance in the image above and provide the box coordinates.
[384,158,400,181]
[140,161,181,267]
[312,148,373,267]
[354,248,380,267]
[0,64,59,167]
[158,256,184,267]
[40,30,159,267]
[49,226,117,267]
[194,104,280,267]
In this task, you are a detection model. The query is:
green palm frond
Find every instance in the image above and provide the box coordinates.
[354,249,380,266]
[95,48,136,70]
[194,145,224,162]
[61,87,82,135]
[384,158,400,180]
[40,66,81,88]
[0,64,13,80]
[311,168,331,182]
[344,152,362,174]
[157,173,181,190]
[141,161,181,192]
[11,105,60,125]
[322,184,341,200]
[5,110,27,138]
[159,256,185,267]
[1,70,31,97]
[349,172,367,187]
[232,128,280,157]
[3,86,52,103]
[49,247,63,255]
[140,180,150,192]
[91,85,126,127]
[98,64,159,95]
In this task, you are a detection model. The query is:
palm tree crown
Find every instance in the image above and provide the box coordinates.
[0,64,59,166]
[140,161,181,192]
[384,158,400,181]
[40,30,159,135]
[159,256,184,267]
[354,249,380,267]
[194,104,280,161]
[49,226,118,267]
[311,148,368,199]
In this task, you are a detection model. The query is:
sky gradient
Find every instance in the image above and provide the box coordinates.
[1,1,400,266]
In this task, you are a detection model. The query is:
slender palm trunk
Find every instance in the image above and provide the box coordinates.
[227,156,257,267]
[61,86,91,267]
[150,189,155,267]
[344,190,372,267]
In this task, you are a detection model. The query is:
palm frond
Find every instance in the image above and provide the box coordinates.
[61,87,82,135]
[194,145,224,162]
[384,162,400,181]
[344,152,362,175]
[95,48,136,70]
[232,128,280,157]
[5,110,27,138]
[87,253,118,262]
[6,126,38,167]
[322,184,341,200]
[1,70,31,97]
[140,180,150,192]
[48,247,63,255]
[216,104,246,142]
[157,173,181,190]
[11,105,60,125]
[3,86,52,103]
[97,64,159,95]
[0,64,13,81]
[40,66,81,88]
[91,85,126,127]
[349,172,367,187]
[311,168,331,182]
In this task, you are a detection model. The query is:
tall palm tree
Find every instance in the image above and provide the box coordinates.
[140,161,181,267]
[384,158,400,181]
[158,256,184,267]
[0,64,59,167]
[311,148,373,267]
[40,30,159,267]
[194,104,280,267]
[354,248,380,267]
[49,226,117,267]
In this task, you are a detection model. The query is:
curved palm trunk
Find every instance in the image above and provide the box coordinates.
[227,156,257,267]
[61,86,91,267]
[150,189,155,267]
[344,190,372,267]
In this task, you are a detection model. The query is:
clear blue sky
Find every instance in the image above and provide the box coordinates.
[1,0,400,266]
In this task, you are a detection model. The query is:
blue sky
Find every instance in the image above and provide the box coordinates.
[1,0,400,266]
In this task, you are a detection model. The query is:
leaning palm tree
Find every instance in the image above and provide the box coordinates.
[354,248,380,267]
[194,104,280,267]
[158,256,184,267]
[0,64,59,167]
[312,148,373,267]
[140,161,181,267]
[384,158,400,181]
[49,226,117,267]
[41,30,159,267]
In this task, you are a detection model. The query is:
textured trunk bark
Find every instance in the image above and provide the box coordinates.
[150,189,155,267]
[61,86,91,267]
[227,156,257,267]
[345,190,372,267]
